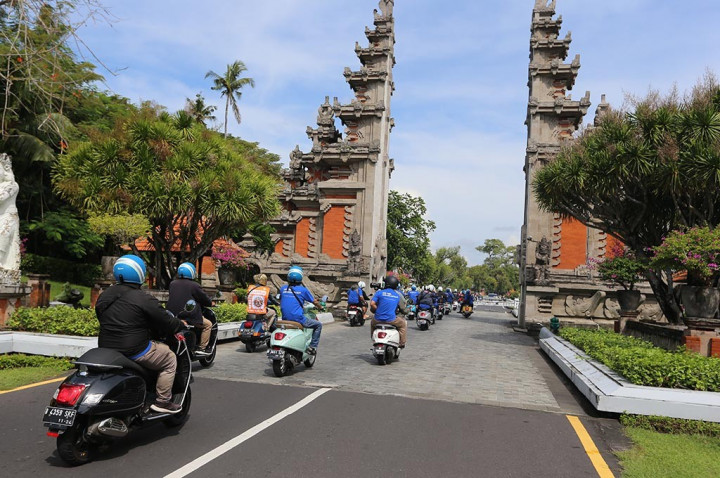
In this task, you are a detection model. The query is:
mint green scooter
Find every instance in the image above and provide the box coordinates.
[267,302,323,377]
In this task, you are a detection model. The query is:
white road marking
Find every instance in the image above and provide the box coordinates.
[165,387,331,478]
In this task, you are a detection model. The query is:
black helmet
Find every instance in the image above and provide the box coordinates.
[384,275,399,290]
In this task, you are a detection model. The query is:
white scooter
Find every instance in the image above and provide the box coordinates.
[372,323,401,365]
[452,300,458,311]
[416,309,432,330]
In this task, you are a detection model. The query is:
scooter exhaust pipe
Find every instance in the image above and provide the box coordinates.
[87,417,129,438]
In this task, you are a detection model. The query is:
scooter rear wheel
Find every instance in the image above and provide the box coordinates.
[57,422,91,466]
[376,353,386,366]
[245,342,256,353]
[273,359,288,377]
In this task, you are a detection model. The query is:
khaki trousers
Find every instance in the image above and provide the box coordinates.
[134,341,176,402]
[265,308,277,330]
[371,317,407,347]
[199,318,213,348]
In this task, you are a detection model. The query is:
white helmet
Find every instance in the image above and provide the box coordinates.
[358,281,366,289]
[428,284,435,292]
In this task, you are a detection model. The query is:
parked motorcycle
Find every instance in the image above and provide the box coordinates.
[239,313,271,353]
[346,304,365,327]
[371,323,401,365]
[461,304,473,319]
[416,309,431,330]
[267,301,324,377]
[43,330,192,466]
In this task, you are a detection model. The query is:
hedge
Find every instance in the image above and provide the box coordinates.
[212,303,248,323]
[0,354,72,370]
[559,327,720,391]
[620,414,720,437]
[22,253,101,286]
[7,307,99,337]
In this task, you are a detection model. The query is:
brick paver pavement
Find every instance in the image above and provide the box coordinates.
[196,306,561,412]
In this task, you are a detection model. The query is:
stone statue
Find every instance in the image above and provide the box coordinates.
[528,236,551,285]
[0,154,20,284]
[565,291,606,318]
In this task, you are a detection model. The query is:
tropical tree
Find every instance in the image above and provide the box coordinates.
[53,108,281,287]
[386,190,436,281]
[474,239,519,295]
[205,61,255,137]
[184,93,216,126]
[533,76,720,323]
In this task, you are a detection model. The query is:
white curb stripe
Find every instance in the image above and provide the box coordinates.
[165,387,331,478]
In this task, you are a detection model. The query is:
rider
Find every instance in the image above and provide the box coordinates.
[416,285,434,313]
[279,266,323,355]
[96,255,184,414]
[347,281,370,319]
[445,287,454,305]
[407,284,420,305]
[167,262,213,354]
[462,290,475,310]
[429,285,440,316]
[247,273,279,332]
[370,275,409,348]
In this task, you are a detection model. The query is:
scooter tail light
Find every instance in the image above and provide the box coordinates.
[47,431,59,438]
[55,383,86,406]
[377,332,387,339]
[244,321,253,328]
[274,332,286,341]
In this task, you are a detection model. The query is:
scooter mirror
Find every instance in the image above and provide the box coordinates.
[184,299,197,312]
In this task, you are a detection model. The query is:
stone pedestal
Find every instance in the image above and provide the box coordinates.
[0,283,31,327]
[683,328,720,357]
[26,273,51,308]
[90,280,114,308]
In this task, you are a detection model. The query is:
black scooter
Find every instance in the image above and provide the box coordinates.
[42,330,193,466]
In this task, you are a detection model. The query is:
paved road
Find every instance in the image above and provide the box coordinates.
[0,307,626,477]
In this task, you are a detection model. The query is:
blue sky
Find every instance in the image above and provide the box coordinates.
[79,0,720,265]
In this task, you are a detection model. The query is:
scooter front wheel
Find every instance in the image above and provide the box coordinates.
[164,387,191,428]
[57,422,91,466]
[304,353,316,368]
[199,347,217,366]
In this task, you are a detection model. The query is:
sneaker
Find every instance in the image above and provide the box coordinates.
[307,346,317,355]
[151,400,182,414]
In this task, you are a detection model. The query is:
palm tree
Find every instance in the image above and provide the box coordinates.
[184,93,217,126]
[205,61,255,137]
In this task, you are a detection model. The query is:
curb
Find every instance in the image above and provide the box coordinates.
[539,327,720,422]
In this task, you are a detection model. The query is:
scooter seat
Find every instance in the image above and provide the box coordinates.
[75,348,150,378]
[375,323,397,330]
[276,320,304,330]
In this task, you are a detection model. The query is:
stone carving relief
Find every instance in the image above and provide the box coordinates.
[527,236,552,285]
[565,291,606,317]
[0,154,21,285]
[372,233,388,280]
[308,218,318,259]
[268,273,337,303]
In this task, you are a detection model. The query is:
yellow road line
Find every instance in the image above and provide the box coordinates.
[567,415,615,478]
[0,376,65,395]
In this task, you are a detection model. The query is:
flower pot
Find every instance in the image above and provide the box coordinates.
[679,286,720,319]
[616,290,642,312]
[218,268,237,286]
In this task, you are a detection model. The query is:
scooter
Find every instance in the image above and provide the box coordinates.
[461,304,473,319]
[346,304,365,327]
[371,323,401,365]
[416,309,431,330]
[180,302,218,367]
[443,302,451,315]
[407,304,417,321]
[436,305,443,320]
[239,312,272,353]
[452,301,458,311]
[267,302,323,377]
[43,330,192,466]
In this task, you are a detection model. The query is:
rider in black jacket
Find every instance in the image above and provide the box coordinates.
[96,255,184,414]
[167,263,213,353]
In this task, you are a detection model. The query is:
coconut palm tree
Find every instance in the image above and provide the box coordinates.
[184,93,217,126]
[205,61,255,137]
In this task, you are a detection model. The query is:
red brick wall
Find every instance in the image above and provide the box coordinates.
[275,239,285,256]
[557,218,587,270]
[295,218,310,257]
[322,206,346,260]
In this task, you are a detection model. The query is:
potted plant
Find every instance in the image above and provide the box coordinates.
[212,244,247,285]
[592,244,646,312]
[651,226,720,322]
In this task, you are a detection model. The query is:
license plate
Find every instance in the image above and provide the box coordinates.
[242,329,253,335]
[267,349,284,359]
[418,320,427,324]
[43,407,76,427]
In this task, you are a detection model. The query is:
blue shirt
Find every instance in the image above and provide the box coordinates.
[280,285,315,324]
[407,290,419,304]
[347,288,360,305]
[372,289,404,322]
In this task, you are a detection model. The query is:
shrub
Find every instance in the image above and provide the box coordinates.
[234,288,248,303]
[8,307,99,337]
[211,303,248,323]
[0,354,72,370]
[559,327,720,391]
[652,226,720,286]
[21,253,101,286]
[590,243,646,290]
[620,414,720,437]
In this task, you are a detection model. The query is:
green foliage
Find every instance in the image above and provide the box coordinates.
[21,253,101,286]
[592,244,647,290]
[87,212,151,253]
[533,76,720,323]
[472,239,520,295]
[25,210,104,259]
[652,227,720,286]
[234,288,248,302]
[560,327,720,391]
[386,190,436,281]
[184,93,216,126]
[8,306,99,336]
[0,354,72,371]
[52,109,281,287]
[211,303,248,323]
[621,414,720,437]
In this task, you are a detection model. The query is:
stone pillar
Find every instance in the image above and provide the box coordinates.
[90,280,114,308]
[0,284,31,327]
[26,273,50,308]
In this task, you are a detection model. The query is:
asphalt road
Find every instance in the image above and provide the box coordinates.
[0,307,626,477]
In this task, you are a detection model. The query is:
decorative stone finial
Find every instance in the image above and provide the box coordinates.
[378,0,393,17]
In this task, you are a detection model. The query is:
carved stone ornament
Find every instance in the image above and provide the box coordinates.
[0,154,21,285]
[268,273,337,302]
[565,291,606,318]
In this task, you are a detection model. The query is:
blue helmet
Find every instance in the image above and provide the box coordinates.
[288,265,304,284]
[113,255,146,285]
[178,262,197,280]
[411,285,416,291]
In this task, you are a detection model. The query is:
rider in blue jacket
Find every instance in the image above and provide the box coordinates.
[279,266,323,355]
[407,285,420,305]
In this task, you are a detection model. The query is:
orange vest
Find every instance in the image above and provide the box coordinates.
[247,286,270,314]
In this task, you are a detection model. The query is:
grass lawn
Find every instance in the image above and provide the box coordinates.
[618,427,720,477]
[0,365,72,391]
[21,276,92,307]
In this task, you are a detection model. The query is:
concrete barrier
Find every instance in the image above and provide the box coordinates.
[539,327,720,422]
